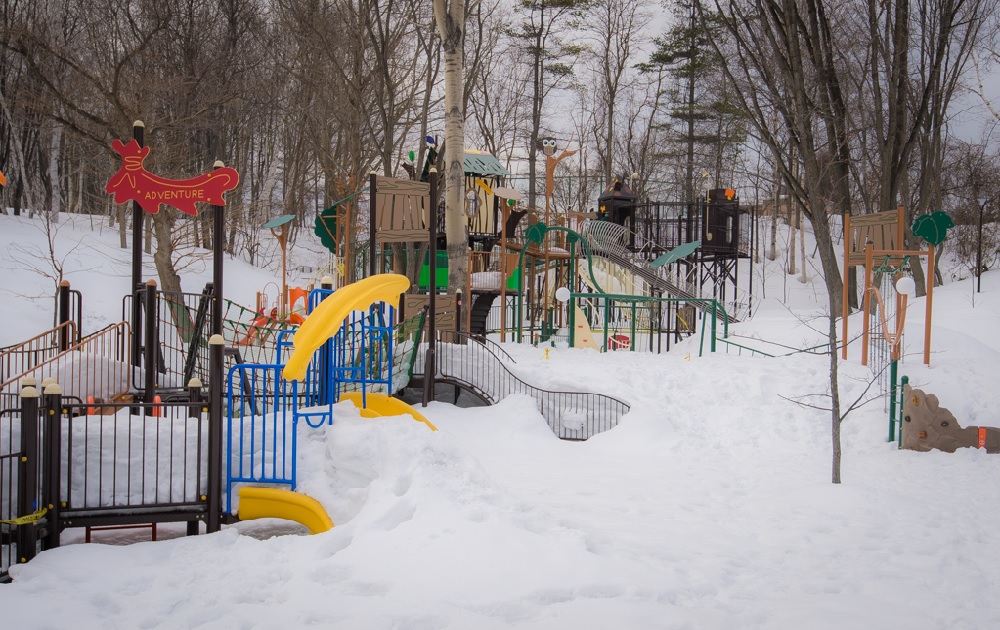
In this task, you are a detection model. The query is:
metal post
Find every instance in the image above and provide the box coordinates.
[319,276,333,405]
[977,198,985,294]
[630,301,637,351]
[57,280,71,351]
[143,279,158,406]
[369,172,378,278]
[187,377,203,536]
[16,385,40,564]
[711,301,717,353]
[206,335,224,533]
[888,358,898,442]
[42,382,63,549]
[130,121,145,372]
[422,169,438,407]
[603,297,610,351]
[211,162,226,338]
[898,375,909,449]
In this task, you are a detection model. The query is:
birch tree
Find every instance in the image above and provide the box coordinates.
[433,0,469,295]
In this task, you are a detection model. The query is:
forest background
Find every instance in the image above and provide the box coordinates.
[2,0,1000,291]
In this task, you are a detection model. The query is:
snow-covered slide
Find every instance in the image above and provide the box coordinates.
[582,220,738,323]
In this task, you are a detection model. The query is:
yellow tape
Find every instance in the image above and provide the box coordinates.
[0,506,47,527]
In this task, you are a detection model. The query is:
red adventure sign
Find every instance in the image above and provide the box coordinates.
[106,139,239,215]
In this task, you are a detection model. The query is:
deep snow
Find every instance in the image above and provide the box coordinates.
[2,211,999,629]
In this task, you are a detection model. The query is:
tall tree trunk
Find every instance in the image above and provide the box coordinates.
[528,18,543,211]
[799,205,807,283]
[787,198,796,275]
[434,0,468,297]
[829,313,842,483]
[48,123,62,222]
[151,212,184,295]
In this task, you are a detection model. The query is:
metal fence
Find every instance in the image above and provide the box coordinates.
[1,406,23,582]
[123,284,295,400]
[0,323,77,410]
[225,363,296,515]
[0,323,130,412]
[414,331,630,440]
[1,385,211,583]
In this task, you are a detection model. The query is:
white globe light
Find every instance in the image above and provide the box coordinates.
[895,276,916,297]
[555,287,571,303]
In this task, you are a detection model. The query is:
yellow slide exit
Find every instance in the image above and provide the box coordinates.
[237,486,334,535]
[339,391,437,431]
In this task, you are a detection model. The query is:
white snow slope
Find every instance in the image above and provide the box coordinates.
[2,211,999,629]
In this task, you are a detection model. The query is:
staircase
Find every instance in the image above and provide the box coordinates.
[469,291,499,337]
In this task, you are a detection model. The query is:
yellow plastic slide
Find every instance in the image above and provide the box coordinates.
[572,304,600,350]
[237,486,334,534]
[282,274,411,381]
[339,391,437,431]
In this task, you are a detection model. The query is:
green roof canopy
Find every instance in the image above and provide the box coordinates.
[263,214,296,229]
[464,151,510,178]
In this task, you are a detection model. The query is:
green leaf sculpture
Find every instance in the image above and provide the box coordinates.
[911,211,954,247]
[314,205,339,254]
[525,222,548,246]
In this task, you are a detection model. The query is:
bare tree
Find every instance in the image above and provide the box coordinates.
[510,0,591,212]
[584,0,647,183]
[710,0,857,483]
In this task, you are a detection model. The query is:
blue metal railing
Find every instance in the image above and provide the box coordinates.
[225,364,297,514]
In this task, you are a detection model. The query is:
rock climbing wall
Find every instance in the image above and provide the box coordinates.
[901,385,1000,453]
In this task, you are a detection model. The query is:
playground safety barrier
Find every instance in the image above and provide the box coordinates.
[123,283,298,401]
[2,379,218,583]
[412,331,630,440]
[571,292,701,353]
[225,363,297,515]
[224,303,424,512]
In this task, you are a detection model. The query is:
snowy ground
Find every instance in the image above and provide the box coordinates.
[2,211,1000,628]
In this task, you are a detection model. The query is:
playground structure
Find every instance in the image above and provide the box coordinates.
[5,128,766,580]
[841,206,935,367]
[837,206,973,452]
[0,125,382,580]
[0,272,440,581]
[354,153,752,354]
[490,182,751,351]
[0,166,635,582]
[302,134,752,354]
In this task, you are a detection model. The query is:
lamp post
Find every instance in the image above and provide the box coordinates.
[262,214,297,315]
[977,197,986,294]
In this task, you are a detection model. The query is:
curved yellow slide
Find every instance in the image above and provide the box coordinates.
[237,486,334,534]
[283,274,411,381]
[339,391,437,431]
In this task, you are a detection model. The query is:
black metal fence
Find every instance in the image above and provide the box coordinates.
[1,381,216,583]
[414,331,630,440]
[631,200,752,259]
[1,406,23,582]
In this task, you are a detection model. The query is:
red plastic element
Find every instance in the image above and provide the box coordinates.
[106,139,239,215]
